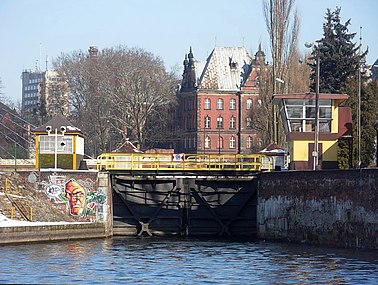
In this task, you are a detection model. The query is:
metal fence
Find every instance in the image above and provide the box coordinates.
[97,153,273,172]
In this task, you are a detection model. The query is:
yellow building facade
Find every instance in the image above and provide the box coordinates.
[273,93,352,170]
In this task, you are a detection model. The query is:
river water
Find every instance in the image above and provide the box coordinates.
[0,237,377,284]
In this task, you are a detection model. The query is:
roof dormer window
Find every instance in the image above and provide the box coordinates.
[229,57,238,70]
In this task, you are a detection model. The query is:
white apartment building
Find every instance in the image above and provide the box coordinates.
[21,70,70,125]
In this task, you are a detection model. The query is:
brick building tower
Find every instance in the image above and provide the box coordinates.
[175,46,265,154]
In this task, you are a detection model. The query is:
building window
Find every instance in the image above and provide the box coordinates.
[217,116,223,128]
[229,98,236,110]
[217,136,224,149]
[39,135,73,154]
[204,116,211,129]
[246,98,253,110]
[247,136,253,149]
[230,61,237,70]
[205,136,211,149]
[246,117,252,128]
[284,99,332,133]
[230,136,236,149]
[230,116,236,129]
[204,98,211,110]
[217,98,224,110]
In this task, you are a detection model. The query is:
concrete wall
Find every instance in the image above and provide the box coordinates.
[98,171,113,237]
[257,169,378,249]
[0,223,107,245]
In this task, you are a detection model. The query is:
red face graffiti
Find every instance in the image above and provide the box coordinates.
[65,180,86,216]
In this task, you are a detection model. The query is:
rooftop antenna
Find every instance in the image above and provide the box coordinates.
[45,55,49,71]
[214,36,217,47]
[39,43,42,71]
[242,37,245,47]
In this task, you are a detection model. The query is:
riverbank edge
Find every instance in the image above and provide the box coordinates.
[0,222,112,245]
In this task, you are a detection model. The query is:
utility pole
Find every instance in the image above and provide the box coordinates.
[305,42,320,170]
[314,51,320,170]
[357,26,363,168]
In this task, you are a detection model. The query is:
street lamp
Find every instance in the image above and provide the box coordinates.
[218,125,221,155]
[305,42,320,170]
[275,78,285,91]
[374,120,378,167]
[46,125,66,170]
[357,30,366,168]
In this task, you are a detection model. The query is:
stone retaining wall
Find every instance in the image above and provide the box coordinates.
[0,170,113,245]
[257,169,378,249]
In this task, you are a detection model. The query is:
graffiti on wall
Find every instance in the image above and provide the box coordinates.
[27,172,106,220]
[65,179,86,216]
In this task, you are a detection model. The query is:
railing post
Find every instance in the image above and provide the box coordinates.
[5,178,8,194]
[14,142,17,172]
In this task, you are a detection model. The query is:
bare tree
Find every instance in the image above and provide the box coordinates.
[264,0,300,88]
[54,49,110,156]
[263,0,301,145]
[95,47,178,150]
[54,46,178,156]
[286,48,312,93]
[0,78,20,112]
[253,63,274,147]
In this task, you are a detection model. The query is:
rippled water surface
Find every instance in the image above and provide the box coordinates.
[1,237,377,284]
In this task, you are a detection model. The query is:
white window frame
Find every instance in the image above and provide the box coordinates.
[204,116,211,129]
[229,98,236,110]
[283,99,332,133]
[205,136,211,149]
[230,136,236,149]
[39,135,73,154]
[230,116,236,129]
[217,98,224,110]
[247,136,253,149]
[217,116,223,129]
[246,98,253,110]
[204,98,211,110]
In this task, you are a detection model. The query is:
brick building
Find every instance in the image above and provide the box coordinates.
[0,102,34,158]
[174,46,266,154]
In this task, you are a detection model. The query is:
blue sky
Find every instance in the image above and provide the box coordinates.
[0,0,377,102]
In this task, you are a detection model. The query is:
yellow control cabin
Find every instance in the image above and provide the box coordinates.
[273,93,352,170]
[33,115,85,170]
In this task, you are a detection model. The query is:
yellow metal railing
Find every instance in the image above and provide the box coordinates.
[0,194,14,219]
[5,178,33,221]
[97,153,273,172]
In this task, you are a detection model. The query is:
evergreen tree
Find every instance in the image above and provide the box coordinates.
[360,81,378,167]
[307,7,377,168]
[309,7,365,93]
[345,77,378,167]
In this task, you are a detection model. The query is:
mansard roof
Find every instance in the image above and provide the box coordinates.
[372,58,378,81]
[198,47,253,91]
[180,46,254,92]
